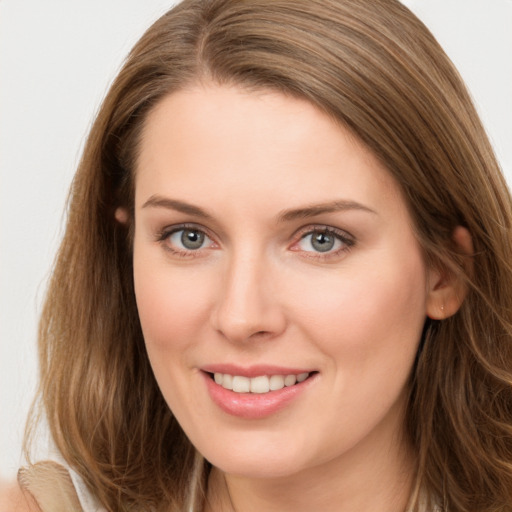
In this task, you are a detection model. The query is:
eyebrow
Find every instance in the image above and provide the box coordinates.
[141,195,376,221]
[277,200,377,222]
[142,195,213,219]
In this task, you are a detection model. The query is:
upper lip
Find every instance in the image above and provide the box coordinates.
[201,364,315,378]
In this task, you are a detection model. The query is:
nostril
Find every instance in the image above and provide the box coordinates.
[248,330,273,341]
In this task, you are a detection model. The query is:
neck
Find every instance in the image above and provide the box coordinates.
[204,420,416,512]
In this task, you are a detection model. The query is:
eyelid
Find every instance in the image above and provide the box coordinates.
[156,223,218,256]
[292,224,355,243]
[156,222,215,241]
[154,222,355,259]
[289,224,355,257]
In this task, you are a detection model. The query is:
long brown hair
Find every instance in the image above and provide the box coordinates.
[26,1,512,510]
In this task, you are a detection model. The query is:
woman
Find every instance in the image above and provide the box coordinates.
[3,0,512,510]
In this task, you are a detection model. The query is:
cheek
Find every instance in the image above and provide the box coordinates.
[133,256,214,353]
[285,252,427,452]
[133,257,216,412]
[289,250,428,362]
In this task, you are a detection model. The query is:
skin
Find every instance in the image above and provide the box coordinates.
[0,481,40,512]
[131,84,465,512]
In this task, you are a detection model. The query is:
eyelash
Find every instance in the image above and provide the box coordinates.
[156,223,216,259]
[155,223,355,260]
[291,225,355,261]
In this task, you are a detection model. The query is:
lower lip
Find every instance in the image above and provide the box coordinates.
[202,372,317,419]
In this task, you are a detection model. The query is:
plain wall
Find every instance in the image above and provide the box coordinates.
[1,0,511,480]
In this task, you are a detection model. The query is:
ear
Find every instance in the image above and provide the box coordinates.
[426,226,473,320]
[115,207,129,224]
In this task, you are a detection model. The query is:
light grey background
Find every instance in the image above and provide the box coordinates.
[1,0,511,480]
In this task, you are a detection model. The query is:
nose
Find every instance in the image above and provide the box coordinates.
[210,250,287,344]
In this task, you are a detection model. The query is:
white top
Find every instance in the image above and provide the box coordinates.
[68,468,105,512]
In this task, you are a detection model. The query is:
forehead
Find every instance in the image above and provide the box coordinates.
[135,84,405,219]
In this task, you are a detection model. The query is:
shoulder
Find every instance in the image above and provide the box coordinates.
[0,479,41,512]
[17,461,84,512]
[3,461,102,512]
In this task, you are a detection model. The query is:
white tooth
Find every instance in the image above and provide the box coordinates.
[269,375,285,391]
[297,372,309,382]
[284,374,297,386]
[222,374,233,390]
[214,373,223,385]
[250,375,270,393]
[232,376,250,393]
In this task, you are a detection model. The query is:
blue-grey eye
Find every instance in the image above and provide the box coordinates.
[169,228,207,250]
[298,230,343,253]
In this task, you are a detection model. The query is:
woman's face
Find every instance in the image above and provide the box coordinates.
[133,84,437,478]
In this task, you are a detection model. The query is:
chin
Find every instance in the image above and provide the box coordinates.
[197,433,317,480]
[211,456,304,480]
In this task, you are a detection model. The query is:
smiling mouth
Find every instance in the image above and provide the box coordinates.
[209,371,316,394]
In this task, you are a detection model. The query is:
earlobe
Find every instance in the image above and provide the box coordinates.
[426,226,473,320]
[115,207,129,224]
